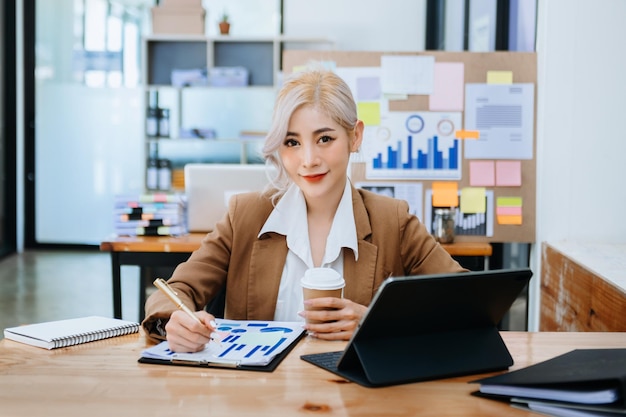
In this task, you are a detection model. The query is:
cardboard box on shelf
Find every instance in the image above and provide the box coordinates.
[151,6,206,35]
[161,0,202,7]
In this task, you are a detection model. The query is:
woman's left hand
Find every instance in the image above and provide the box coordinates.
[298,297,367,341]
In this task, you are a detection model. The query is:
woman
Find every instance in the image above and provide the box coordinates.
[142,68,466,352]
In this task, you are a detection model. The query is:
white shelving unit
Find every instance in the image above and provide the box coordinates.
[141,35,334,190]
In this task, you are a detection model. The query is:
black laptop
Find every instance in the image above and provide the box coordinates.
[300,268,532,388]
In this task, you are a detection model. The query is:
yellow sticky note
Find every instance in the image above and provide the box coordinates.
[432,182,459,207]
[487,71,513,84]
[358,102,381,126]
[460,187,486,214]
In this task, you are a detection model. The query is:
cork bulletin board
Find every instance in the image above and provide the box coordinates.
[283,51,537,243]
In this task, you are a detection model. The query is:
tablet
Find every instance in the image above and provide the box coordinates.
[301,268,533,387]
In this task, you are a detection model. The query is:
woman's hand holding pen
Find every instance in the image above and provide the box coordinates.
[165,310,219,353]
[299,297,367,341]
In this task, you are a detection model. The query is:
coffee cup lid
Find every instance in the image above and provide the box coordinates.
[301,267,345,290]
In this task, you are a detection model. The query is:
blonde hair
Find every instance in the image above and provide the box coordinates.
[262,66,359,202]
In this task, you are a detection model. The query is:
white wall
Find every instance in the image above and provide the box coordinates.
[529,0,626,329]
[284,0,426,51]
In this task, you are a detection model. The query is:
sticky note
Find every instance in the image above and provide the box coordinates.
[469,160,495,186]
[460,187,486,213]
[497,215,522,225]
[487,70,513,84]
[432,182,459,207]
[357,102,381,126]
[496,196,522,224]
[497,196,522,207]
[455,130,480,139]
[496,160,522,186]
[356,76,382,101]
[496,206,522,216]
[429,62,465,111]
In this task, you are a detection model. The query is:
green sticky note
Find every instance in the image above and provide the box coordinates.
[497,196,522,207]
[357,102,381,126]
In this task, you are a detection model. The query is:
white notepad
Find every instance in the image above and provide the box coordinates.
[3,316,140,349]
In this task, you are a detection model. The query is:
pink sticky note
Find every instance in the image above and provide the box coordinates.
[496,160,522,186]
[429,62,464,111]
[469,160,495,187]
[496,206,523,216]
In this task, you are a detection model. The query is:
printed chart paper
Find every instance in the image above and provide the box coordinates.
[141,320,304,366]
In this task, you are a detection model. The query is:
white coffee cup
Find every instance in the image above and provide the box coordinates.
[301,268,345,324]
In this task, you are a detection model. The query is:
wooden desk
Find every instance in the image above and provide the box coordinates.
[100,233,492,321]
[1,331,624,416]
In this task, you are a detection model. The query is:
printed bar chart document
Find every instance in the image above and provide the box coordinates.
[139,320,305,372]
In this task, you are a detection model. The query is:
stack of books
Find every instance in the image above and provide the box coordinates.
[114,193,187,236]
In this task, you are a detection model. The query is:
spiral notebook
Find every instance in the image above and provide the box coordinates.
[3,316,140,349]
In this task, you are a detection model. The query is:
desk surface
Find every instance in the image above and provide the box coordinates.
[100,233,493,257]
[1,331,624,416]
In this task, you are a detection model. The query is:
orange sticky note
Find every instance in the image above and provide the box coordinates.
[432,182,459,207]
[497,215,522,225]
[455,130,480,139]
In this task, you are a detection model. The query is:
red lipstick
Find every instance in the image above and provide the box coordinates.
[302,173,326,182]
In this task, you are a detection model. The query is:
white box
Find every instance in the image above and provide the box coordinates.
[171,68,208,87]
[209,67,249,87]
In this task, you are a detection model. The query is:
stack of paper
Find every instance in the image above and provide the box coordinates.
[472,349,626,417]
[139,320,305,371]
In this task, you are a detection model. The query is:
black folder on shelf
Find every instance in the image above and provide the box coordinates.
[471,348,626,409]
[301,268,532,387]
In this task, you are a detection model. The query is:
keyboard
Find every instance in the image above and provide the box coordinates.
[300,350,343,372]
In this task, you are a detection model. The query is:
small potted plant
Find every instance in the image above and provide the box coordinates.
[219,12,230,35]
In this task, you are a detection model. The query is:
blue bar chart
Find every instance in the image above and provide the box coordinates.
[372,135,459,171]
[365,112,462,180]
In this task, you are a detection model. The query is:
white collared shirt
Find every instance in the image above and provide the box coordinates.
[258,180,358,321]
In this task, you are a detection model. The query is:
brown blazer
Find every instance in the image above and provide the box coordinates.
[142,186,466,340]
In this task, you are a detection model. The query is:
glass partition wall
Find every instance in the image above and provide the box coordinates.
[27,0,280,245]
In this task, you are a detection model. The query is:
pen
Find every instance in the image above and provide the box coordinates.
[153,278,203,325]
[153,278,221,345]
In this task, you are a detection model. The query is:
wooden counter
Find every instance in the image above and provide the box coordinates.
[541,241,626,331]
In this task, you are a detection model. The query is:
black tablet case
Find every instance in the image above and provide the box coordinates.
[301,268,532,387]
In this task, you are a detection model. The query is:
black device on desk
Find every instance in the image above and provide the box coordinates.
[301,268,533,388]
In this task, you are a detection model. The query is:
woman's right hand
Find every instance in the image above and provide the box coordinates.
[164,310,217,352]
